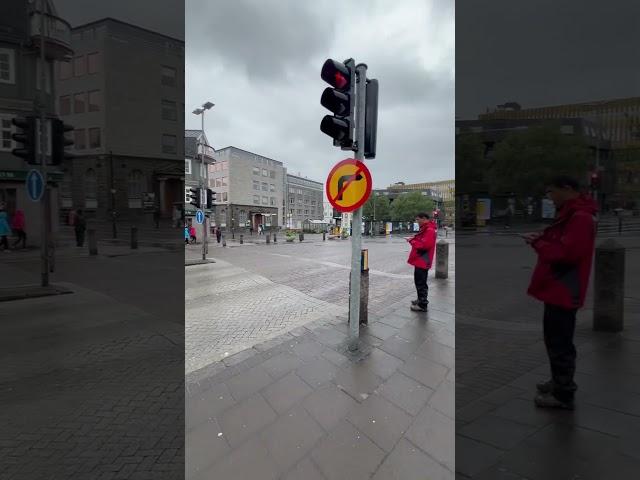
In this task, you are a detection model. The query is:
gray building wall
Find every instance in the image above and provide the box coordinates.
[55,18,184,223]
[285,174,324,229]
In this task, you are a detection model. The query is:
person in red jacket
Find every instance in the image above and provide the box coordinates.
[523,176,597,410]
[406,213,437,312]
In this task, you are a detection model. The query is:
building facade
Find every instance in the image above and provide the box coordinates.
[284,173,324,229]
[0,0,72,244]
[209,146,285,232]
[55,18,185,225]
[184,129,214,236]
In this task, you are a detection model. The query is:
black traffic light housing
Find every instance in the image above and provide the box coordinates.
[206,189,216,209]
[51,118,74,165]
[590,172,600,190]
[320,58,356,149]
[189,187,201,208]
[11,116,36,164]
[364,78,378,159]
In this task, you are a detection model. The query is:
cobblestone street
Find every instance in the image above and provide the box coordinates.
[185,232,456,479]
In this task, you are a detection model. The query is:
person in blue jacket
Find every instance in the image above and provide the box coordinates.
[0,203,11,251]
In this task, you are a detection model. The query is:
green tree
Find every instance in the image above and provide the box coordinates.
[363,194,392,221]
[456,133,488,193]
[391,192,435,222]
[488,124,591,197]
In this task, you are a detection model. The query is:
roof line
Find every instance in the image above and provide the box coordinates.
[216,146,283,165]
[70,17,184,43]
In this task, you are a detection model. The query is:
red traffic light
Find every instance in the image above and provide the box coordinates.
[321,59,351,91]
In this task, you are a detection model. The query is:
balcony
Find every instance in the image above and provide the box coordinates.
[30,12,73,61]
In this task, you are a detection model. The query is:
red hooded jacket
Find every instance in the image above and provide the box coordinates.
[407,220,437,269]
[527,195,597,309]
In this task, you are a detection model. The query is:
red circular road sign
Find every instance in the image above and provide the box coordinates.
[325,158,373,213]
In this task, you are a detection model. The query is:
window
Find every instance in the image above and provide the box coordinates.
[253,180,259,190]
[253,195,260,204]
[59,96,71,115]
[87,52,100,74]
[161,99,177,121]
[261,182,268,191]
[262,196,268,205]
[1,116,14,151]
[222,192,228,202]
[74,93,86,113]
[58,58,72,80]
[297,209,302,215]
[73,56,86,77]
[74,129,86,149]
[270,197,276,206]
[162,134,177,154]
[185,159,191,174]
[88,128,101,148]
[270,170,276,179]
[262,169,268,177]
[253,167,260,175]
[161,65,176,86]
[215,178,222,188]
[311,201,316,206]
[88,90,101,112]
[84,168,97,208]
[128,170,144,198]
[269,184,275,192]
[221,177,227,186]
[0,48,15,84]
[289,197,295,204]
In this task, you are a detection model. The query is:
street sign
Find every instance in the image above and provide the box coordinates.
[195,209,205,224]
[326,158,372,213]
[26,169,44,202]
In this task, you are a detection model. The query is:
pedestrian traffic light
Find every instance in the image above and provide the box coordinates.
[364,78,378,159]
[11,116,36,164]
[320,58,356,149]
[51,119,74,165]
[206,189,216,209]
[189,187,201,208]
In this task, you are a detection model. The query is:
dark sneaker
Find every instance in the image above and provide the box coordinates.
[534,393,574,410]
[536,380,554,394]
[411,299,419,306]
[410,304,428,312]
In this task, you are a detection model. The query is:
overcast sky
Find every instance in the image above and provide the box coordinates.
[185,0,454,188]
[457,0,640,119]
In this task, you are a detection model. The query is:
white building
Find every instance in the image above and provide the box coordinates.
[284,173,324,229]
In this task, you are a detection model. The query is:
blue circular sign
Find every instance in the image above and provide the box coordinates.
[26,169,44,202]
[195,210,204,224]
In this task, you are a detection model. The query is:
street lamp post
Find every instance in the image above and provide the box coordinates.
[192,101,214,260]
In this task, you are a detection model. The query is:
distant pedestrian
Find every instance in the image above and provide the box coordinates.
[184,225,189,244]
[406,213,437,312]
[11,209,26,249]
[215,226,222,244]
[258,224,263,235]
[250,225,254,236]
[153,207,160,229]
[189,225,196,244]
[523,176,597,410]
[173,207,181,228]
[74,209,87,247]
[0,203,11,251]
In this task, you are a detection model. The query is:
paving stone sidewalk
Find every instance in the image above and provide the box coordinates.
[185,290,455,480]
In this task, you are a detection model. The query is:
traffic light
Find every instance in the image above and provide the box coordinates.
[11,116,36,164]
[320,58,356,149]
[364,78,378,159]
[590,172,600,190]
[206,189,216,209]
[51,119,74,165]
[189,187,201,208]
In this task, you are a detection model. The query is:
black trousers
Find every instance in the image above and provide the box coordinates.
[13,229,26,248]
[414,267,429,307]
[543,303,578,401]
[1,235,8,250]
[75,230,85,247]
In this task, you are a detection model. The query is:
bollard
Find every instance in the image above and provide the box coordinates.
[131,226,138,249]
[299,233,304,242]
[266,233,271,244]
[273,233,277,243]
[240,234,243,245]
[222,235,227,247]
[593,239,625,332]
[618,216,622,236]
[88,228,98,256]
[323,232,326,241]
[435,240,449,279]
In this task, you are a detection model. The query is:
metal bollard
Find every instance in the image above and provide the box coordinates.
[323,232,326,241]
[618,216,622,236]
[593,239,625,332]
[222,235,227,247]
[273,233,277,243]
[299,233,304,242]
[131,226,138,249]
[240,234,243,245]
[435,240,449,279]
[88,228,98,256]
[266,233,271,244]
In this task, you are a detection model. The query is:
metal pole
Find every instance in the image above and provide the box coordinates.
[39,0,49,287]
[200,111,208,260]
[110,150,116,238]
[347,63,368,351]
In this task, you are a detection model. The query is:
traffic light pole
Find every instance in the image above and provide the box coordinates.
[38,0,49,287]
[347,63,368,352]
